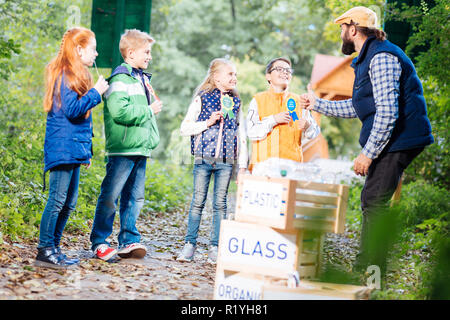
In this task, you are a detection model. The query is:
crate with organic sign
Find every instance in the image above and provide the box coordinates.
[213,269,371,300]
[214,270,264,300]
[261,279,372,300]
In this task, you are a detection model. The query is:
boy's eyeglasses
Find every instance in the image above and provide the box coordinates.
[269,66,294,74]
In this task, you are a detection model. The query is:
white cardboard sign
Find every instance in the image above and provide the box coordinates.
[218,220,298,277]
[214,271,263,300]
[240,179,284,219]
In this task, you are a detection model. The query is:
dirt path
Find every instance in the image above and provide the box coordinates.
[0,192,243,300]
[0,192,360,300]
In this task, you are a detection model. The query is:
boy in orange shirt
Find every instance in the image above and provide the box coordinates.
[246,57,320,173]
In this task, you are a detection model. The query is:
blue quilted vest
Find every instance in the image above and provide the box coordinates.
[351,36,434,153]
[190,88,241,162]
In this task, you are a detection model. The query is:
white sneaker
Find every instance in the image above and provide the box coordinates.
[177,242,196,262]
[117,243,147,259]
[207,245,218,265]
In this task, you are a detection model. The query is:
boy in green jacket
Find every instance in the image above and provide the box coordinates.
[90,29,163,261]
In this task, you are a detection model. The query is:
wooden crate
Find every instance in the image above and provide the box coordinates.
[296,229,324,280]
[213,270,371,300]
[235,175,297,231]
[216,220,298,278]
[216,221,322,280]
[294,180,349,234]
[262,280,372,300]
[235,175,349,234]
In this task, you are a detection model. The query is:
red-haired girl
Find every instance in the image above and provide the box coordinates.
[36,27,109,269]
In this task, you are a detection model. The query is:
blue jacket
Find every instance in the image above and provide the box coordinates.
[351,37,434,152]
[43,75,101,172]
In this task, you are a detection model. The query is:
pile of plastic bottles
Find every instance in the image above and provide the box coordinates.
[251,158,363,185]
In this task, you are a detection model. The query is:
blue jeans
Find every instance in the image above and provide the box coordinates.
[185,160,233,247]
[90,156,147,250]
[38,164,80,249]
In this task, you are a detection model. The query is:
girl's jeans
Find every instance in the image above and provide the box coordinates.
[90,156,147,251]
[38,164,80,249]
[185,159,233,247]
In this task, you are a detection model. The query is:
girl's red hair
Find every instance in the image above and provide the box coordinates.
[44,27,95,113]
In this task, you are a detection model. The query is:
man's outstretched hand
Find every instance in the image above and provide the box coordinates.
[299,84,317,110]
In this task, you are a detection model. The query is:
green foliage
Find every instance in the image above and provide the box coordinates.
[344,180,364,232]
[320,116,361,159]
[384,181,449,299]
[386,0,449,89]
[385,0,450,188]
[344,178,449,299]
[0,37,21,80]
[397,180,449,228]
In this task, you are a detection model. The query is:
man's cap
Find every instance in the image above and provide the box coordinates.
[334,6,378,28]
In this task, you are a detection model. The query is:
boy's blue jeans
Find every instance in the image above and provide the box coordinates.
[38,164,80,249]
[90,156,147,251]
[185,159,233,247]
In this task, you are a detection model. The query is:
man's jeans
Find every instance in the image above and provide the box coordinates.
[90,156,147,250]
[185,160,233,247]
[38,164,80,249]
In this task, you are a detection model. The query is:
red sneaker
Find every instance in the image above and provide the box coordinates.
[94,244,117,261]
[117,243,147,259]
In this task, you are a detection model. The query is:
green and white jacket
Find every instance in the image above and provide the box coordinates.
[103,63,159,157]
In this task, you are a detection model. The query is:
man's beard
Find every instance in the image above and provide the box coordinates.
[341,34,356,55]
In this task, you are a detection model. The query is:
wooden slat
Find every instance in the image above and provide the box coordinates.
[293,219,335,233]
[298,265,317,279]
[299,253,318,265]
[295,205,337,218]
[317,234,325,275]
[295,192,338,206]
[296,180,341,193]
[334,184,349,233]
[262,280,372,300]
[301,241,319,252]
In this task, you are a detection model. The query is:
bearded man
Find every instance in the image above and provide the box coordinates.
[299,7,434,274]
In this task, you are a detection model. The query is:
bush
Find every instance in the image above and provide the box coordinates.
[397,180,449,228]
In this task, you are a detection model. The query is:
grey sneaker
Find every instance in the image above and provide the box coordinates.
[207,245,218,265]
[177,242,196,262]
[117,243,147,259]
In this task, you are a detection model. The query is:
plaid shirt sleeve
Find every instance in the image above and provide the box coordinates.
[362,53,402,159]
[314,97,357,118]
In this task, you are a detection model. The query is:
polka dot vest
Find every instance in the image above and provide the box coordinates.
[190,88,241,162]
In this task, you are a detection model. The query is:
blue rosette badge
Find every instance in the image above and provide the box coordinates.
[286,98,299,121]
